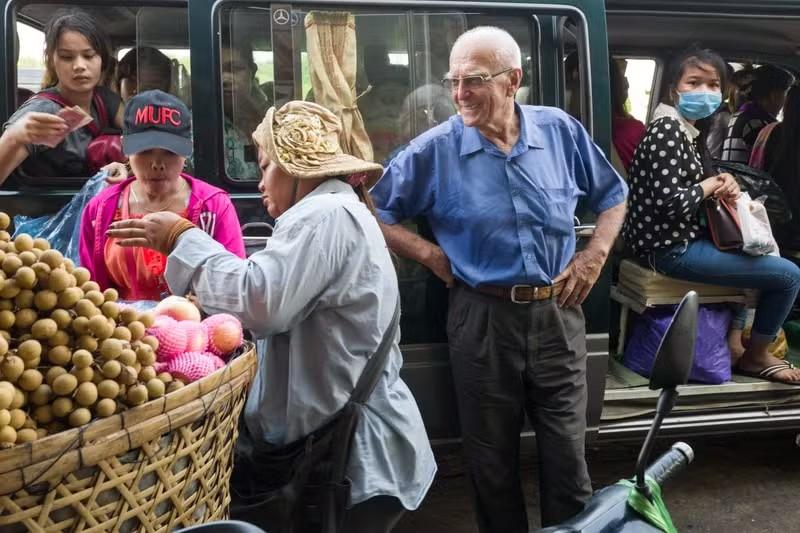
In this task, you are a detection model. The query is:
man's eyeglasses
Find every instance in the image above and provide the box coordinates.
[441,68,514,91]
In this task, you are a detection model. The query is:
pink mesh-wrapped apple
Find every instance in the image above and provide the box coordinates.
[153,315,177,329]
[178,321,209,353]
[202,314,244,357]
[154,295,202,322]
[167,352,225,383]
[147,320,188,362]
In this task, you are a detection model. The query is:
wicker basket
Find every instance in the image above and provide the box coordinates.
[0,342,258,532]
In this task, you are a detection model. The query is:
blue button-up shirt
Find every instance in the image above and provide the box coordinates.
[371,105,627,287]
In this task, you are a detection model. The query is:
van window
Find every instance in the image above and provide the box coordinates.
[218,4,546,344]
[15,22,45,104]
[131,7,192,106]
[618,57,656,124]
[218,5,539,182]
[560,16,589,129]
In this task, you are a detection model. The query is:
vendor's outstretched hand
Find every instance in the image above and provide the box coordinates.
[107,211,184,255]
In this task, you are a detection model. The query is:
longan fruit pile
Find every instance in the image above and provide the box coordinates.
[0,215,182,449]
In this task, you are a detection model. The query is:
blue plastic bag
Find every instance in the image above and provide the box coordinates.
[624,304,733,384]
[12,171,107,265]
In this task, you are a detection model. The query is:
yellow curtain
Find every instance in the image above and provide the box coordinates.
[305,11,374,162]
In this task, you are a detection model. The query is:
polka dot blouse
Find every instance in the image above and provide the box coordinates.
[622,115,706,255]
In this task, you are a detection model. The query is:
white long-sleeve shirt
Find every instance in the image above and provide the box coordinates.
[165,179,436,509]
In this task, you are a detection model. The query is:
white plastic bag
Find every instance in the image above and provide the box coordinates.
[736,192,779,256]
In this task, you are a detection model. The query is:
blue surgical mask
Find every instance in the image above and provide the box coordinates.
[677,90,723,120]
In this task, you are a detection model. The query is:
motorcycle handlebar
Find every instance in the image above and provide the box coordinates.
[644,442,694,488]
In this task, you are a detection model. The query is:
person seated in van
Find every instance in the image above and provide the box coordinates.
[564,51,582,119]
[221,41,270,180]
[610,58,645,174]
[398,51,457,147]
[721,64,794,163]
[80,90,245,301]
[622,47,800,385]
[116,46,172,102]
[752,85,800,250]
[0,9,124,186]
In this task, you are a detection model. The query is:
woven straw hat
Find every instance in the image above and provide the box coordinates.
[252,101,383,184]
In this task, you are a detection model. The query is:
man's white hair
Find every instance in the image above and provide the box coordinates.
[450,26,522,69]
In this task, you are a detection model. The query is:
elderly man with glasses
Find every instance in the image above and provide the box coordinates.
[371,26,627,532]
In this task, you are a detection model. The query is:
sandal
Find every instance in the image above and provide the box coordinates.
[736,361,800,385]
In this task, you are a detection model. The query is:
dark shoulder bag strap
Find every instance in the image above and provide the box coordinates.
[35,90,103,137]
[350,295,401,404]
[319,296,401,533]
[35,90,69,108]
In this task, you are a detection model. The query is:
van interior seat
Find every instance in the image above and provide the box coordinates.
[612,258,758,354]
[16,87,34,110]
[614,259,758,308]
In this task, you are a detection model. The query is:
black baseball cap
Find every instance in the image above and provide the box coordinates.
[122,90,193,157]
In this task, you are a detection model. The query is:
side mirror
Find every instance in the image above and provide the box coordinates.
[635,291,698,496]
[649,290,698,390]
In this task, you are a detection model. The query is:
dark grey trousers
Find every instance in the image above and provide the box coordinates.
[447,285,592,532]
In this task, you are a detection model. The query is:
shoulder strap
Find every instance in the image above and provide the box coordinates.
[350,296,400,404]
[35,90,70,108]
[35,90,103,137]
[92,90,109,128]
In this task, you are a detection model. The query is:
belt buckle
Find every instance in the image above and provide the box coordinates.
[510,284,536,304]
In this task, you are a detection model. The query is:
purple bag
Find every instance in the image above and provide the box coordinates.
[624,304,732,384]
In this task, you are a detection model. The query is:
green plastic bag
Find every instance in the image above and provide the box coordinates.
[616,476,677,533]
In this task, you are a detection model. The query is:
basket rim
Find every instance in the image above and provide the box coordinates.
[0,341,257,477]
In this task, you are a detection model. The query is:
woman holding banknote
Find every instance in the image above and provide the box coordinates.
[0,9,124,185]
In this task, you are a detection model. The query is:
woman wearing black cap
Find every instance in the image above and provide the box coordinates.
[80,90,245,301]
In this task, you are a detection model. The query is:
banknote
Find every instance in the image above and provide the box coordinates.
[39,106,94,147]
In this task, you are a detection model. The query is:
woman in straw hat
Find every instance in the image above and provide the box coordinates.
[107,101,436,532]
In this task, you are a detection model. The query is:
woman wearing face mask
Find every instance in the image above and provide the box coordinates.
[622,47,800,385]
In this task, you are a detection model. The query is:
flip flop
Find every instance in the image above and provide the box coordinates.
[736,361,800,386]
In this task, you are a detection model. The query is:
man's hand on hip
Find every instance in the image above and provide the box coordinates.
[424,244,454,287]
[379,222,454,287]
[553,249,605,308]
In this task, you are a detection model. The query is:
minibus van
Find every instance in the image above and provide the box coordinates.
[2,0,800,445]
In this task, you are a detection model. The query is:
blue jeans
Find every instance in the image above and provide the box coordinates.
[651,239,800,342]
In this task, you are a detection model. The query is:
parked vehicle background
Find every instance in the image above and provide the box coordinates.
[3,0,800,445]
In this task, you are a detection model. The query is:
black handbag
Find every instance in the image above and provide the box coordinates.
[230,298,401,533]
[713,160,793,226]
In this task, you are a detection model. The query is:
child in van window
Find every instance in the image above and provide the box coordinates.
[116,46,172,102]
[0,9,125,186]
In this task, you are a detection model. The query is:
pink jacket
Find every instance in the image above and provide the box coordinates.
[79,173,246,292]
